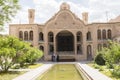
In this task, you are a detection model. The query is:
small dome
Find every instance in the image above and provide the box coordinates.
[60,2,70,10]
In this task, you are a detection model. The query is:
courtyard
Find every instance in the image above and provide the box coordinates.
[1,0,120,80]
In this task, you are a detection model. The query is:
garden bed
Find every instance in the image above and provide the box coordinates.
[87,62,120,80]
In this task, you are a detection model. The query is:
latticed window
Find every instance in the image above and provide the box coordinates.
[39,32,44,41]
[87,31,91,41]
[97,29,101,40]
[39,46,44,52]
[97,44,102,51]
[24,31,28,41]
[103,43,107,48]
[19,31,23,40]
[77,44,82,54]
[108,29,112,39]
[48,32,54,42]
[77,32,82,42]
[49,44,54,54]
[87,45,92,60]
[102,29,106,39]
[87,45,92,54]
[29,31,33,41]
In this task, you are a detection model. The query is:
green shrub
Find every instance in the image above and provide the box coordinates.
[11,64,20,69]
[95,53,105,65]
[93,64,100,69]
[111,66,120,78]
[99,67,104,71]
[106,62,114,69]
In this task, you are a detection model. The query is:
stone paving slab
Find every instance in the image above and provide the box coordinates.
[13,64,53,80]
[78,63,112,80]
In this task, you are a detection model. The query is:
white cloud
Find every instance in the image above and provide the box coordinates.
[33,0,90,23]
[11,0,120,24]
[10,6,30,24]
[1,0,118,35]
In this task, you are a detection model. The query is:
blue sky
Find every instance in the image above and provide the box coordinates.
[2,0,120,34]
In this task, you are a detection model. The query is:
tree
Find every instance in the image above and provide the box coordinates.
[25,47,43,64]
[0,36,43,72]
[0,48,16,72]
[0,0,20,26]
[96,41,120,68]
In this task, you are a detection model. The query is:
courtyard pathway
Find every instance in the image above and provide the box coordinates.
[13,64,53,80]
[78,63,112,80]
[12,62,112,80]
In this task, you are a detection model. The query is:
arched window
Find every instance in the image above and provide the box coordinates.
[19,31,23,40]
[49,44,54,54]
[77,32,82,42]
[24,31,28,41]
[87,45,92,60]
[87,31,91,41]
[48,32,54,42]
[102,29,106,39]
[77,44,82,54]
[29,31,33,41]
[97,29,101,40]
[98,44,102,51]
[39,32,44,41]
[108,29,112,39]
[39,46,44,52]
[103,43,107,48]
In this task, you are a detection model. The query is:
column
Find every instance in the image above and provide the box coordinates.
[54,33,57,54]
[74,33,77,59]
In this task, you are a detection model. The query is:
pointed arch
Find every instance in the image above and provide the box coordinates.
[77,44,82,54]
[103,43,107,48]
[87,31,91,41]
[48,32,54,42]
[39,32,44,41]
[76,31,82,42]
[87,45,92,60]
[24,31,28,41]
[108,29,112,39]
[19,31,23,40]
[102,29,106,39]
[29,30,33,41]
[97,29,101,40]
[98,44,102,51]
[39,46,44,52]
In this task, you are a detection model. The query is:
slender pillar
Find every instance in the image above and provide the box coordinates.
[54,33,57,54]
[74,33,77,60]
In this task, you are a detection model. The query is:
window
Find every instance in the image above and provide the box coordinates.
[39,46,44,52]
[98,44,102,51]
[49,44,54,55]
[77,32,82,42]
[87,31,91,41]
[24,31,28,41]
[19,31,23,40]
[87,45,92,60]
[77,44,82,54]
[48,32,54,42]
[39,32,44,41]
[97,29,101,40]
[103,43,107,48]
[102,29,106,39]
[108,29,112,39]
[29,31,33,41]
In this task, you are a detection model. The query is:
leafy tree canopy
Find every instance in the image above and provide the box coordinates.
[0,36,43,72]
[0,0,20,26]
